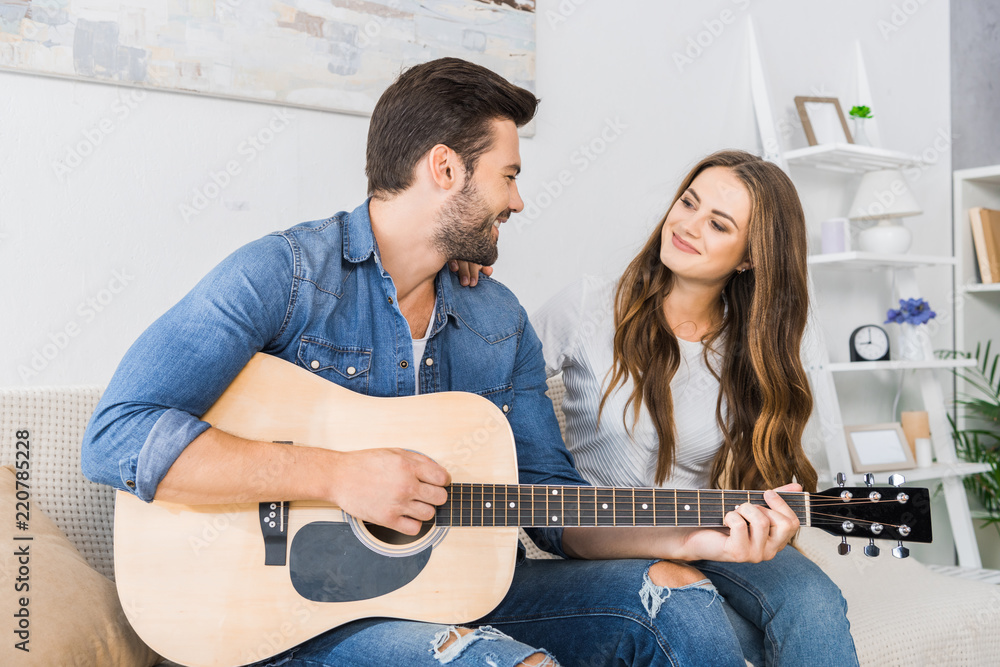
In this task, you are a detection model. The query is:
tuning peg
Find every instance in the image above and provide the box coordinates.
[838,536,851,555]
[888,474,906,487]
[864,473,875,488]
[864,538,880,557]
[892,541,910,559]
[836,472,847,488]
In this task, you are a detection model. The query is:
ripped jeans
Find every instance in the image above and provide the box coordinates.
[250,558,737,667]
[249,547,854,667]
[480,546,856,666]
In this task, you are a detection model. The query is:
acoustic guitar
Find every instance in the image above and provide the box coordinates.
[114,353,932,667]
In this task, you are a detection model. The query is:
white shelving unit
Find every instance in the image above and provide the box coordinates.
[803,246,986,567]
[748,26,987,566]
[954,165,1000,354]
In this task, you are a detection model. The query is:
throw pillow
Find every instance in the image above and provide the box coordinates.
[0,465,160,666]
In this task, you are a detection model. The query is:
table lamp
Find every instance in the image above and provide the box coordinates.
[848,169,923,254]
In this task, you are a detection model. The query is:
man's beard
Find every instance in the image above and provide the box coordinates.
[432,179,506,267]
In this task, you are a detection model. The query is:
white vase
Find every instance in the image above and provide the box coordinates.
[852,117,871,146]
[897,324,926,361]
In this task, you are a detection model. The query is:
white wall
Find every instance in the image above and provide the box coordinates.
[0,0,962,560]
[2,0,953,389]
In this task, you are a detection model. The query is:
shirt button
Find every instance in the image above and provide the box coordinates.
[400,360,408,369]
[347,366,356,375]
[310,360,320,370]
[502,404,510,413]
[125,480,136,489]
[425,358,434,366]
[388,296,393,304]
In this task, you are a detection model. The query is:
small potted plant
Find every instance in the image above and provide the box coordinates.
[849,105,873,146]
[885,297,935,360]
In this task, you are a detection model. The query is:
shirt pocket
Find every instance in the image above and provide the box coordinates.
[296,337,372,395]
[474,383,514,419]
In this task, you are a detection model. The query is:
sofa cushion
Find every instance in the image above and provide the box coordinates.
[0,466,160,666]
[0,386,116,579]
[794,527,1000,665]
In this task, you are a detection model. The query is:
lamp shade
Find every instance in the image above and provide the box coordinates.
[848,169,923,220]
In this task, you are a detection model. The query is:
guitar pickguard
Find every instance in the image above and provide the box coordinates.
[289,522,432,602]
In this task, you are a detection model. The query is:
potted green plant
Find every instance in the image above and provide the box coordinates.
[943,342,1000,535]
[848,105,873,146]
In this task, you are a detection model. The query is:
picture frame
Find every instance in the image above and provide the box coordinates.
[844,423,917,473]
[794,96,854,146]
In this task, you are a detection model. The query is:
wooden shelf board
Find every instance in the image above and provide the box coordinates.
[808,252,955,269]
[786,144,923,173]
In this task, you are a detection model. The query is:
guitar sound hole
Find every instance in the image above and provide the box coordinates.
[363,519,435,546]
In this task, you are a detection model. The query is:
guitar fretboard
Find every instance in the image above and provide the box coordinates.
[435,484,810,528]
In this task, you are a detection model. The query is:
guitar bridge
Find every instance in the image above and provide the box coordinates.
[259,501,290,566]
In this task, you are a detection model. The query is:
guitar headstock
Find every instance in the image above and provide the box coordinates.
[812,473,932,558]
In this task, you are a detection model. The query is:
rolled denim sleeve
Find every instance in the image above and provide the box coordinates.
[510,307,589,559]
[81,234,295,500]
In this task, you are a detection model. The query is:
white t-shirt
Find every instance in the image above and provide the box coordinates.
[532,276,726,489]
[411,294,436,395]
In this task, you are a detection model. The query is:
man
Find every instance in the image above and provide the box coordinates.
[83,58,800,666]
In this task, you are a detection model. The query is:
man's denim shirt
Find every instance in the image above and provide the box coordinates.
[81,200,583,557]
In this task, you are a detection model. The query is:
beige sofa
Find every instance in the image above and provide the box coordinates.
[1,380,999,666]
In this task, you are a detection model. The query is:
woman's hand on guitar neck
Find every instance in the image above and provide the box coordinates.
[326,448,452,536]
[678,483,802,563]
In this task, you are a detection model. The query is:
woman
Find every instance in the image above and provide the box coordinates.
[530,150,858,666]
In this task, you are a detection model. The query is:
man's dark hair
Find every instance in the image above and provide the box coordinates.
[366,57,539,198]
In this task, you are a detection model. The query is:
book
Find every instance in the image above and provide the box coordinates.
[969,207,1000,284]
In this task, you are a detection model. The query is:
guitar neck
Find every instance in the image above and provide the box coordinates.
[435,483,809,529]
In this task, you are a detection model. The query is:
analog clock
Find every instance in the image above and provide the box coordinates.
[849,324,890,362]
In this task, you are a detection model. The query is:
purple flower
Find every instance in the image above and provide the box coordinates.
[885,298,936,326]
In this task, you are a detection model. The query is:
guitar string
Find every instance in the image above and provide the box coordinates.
[436,485,917,503]
[282,509,914,534]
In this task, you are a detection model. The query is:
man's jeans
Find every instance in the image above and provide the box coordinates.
[251,546,857,667]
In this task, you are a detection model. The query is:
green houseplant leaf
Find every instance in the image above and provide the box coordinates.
[943,342,1000,534]
[849,105,873,119]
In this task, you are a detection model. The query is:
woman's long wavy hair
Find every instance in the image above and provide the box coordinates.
[599,150,817,492]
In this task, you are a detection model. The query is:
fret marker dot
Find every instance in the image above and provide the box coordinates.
[642,503,648,510]
[551,489,558,495]
[485,502,491,508]
[684,504,691,511]
[602,503,609,510]
[509,502,516,508]
[552,515,558,522]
